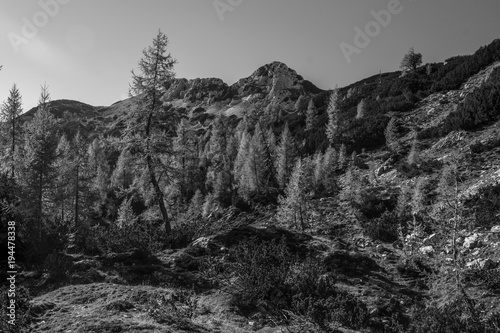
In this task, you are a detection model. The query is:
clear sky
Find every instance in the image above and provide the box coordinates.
[1,0,499,110]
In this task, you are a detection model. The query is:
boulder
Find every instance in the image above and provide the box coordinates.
[491,225,500,233]
[466,258,497,270]
[419,246,435,255]
[463,233,483,250]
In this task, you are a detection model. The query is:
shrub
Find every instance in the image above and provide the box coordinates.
[229,237,293,311]
[43,252,74,282]
[362,211,400,243]
[463,183,500,229]
[0,285,31,332]
[84,220,165,255]
[355,186,398,219]
[339,115,388,152]
[463,268,500,293]
[227,238,369,329]
[407,295,500,333]
[396,256,433,279]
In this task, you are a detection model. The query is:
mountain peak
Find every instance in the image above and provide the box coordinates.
[251,61,303,81]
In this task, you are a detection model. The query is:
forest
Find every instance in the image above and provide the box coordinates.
[1,33,500,332]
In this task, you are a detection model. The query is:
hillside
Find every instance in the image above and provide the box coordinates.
[2,39,500,333]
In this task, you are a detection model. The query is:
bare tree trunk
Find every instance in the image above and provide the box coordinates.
[145,109,171,235]
[147,154,171,234]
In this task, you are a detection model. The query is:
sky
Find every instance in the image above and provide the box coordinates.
[1,0,499,110]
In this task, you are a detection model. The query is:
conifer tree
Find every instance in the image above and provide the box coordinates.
[337,143,347,170]
[434,162,462,266]
[266,128,277,163]
[116,196,137,228]
[400,47,422,72]
[405,177,427,255]
[174,118,198,201]
[326,87,340,145]
[385,117,401,153]
[54,134,73,223]
[356,98,366,119]
[111,147,135,191]
[207,114,228,164]
[294,95,309,114]
[187,189,204,218]
[207,116,236,206]
[70,132,91,228]
[0,84,23,177]
[340,163,362,204]
[246,123,268,192]
[88,138,111,198]
[234,131,252,201]
[407,131,419,165]
[23,84,59,241]
[305,99,318,131]
[396,184,411,218]
[126,30,177,235]
[321,146,338,193]
[313,151,324,192]
[277,159,309,230]
[234,131,250,184]
[276,123,296,188]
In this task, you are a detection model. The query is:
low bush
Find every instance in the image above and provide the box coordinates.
[0,285,31,332]
[463,268,500,293]
[83,220,165,255]
[227,238,369,329]
[229,237,293,311]
[463,183,500,229]
[407,295,500,333]
[361,211,400,243]
[43,252,74,282]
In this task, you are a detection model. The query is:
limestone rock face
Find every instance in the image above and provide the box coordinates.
[160,61,323,119]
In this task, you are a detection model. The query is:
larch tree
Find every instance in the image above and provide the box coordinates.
[70,132,91,228]
[326,87,340,145]
[305,99,318,131]
[385,117,401,153]
[54,134,73,223]
[54,132,93,247]
[337,143,347,170]
[407,131,420,165]
[321,146,338,193]
[356,98,366,119]
[400,47,423,72]
[126,30,177,235]
[206,114,234,206]
[87,137,111,199]
[234,131,250,183]
[277,159,309,230]
[1,84,23,178]
[111,146,135,192]
[173,118,199,202]
[434,162,462,266]
[245,123,268,193]
[294,95,309,114]
[23,84,59,241]
[276,123,296,189]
